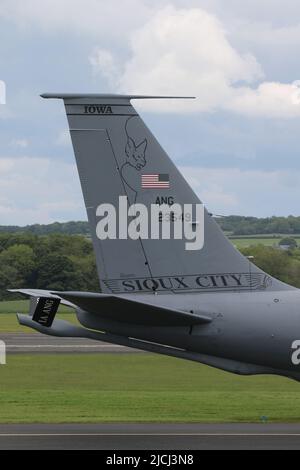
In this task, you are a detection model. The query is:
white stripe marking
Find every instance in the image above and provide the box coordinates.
[7,345,127,348]
[0,433,300,437]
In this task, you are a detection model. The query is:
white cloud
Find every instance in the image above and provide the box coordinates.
[233,21,300,47]
[1,156,299,225]
[0,80,6,105]
[55,130,71,147]
[10,139,29,148]
[229,81,300,118]
[0,159,14,172]
[0,0,155,38]
[207,0,300,25]
[180,166,300,216]
[0,157,85,225]
[94,5,300,118]
[89,48,120,86]
[3,1,300,118]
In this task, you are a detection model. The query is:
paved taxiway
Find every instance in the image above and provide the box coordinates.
[2,335,300,450]
[1,333,141,354]
[0,423,300,449]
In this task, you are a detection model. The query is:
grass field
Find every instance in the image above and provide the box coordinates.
[0,300,78,333]
[230,237,300,248]
[230,238,280,248]
[0,300,71,314]
[0,353,300,423]
[1,301,300,423]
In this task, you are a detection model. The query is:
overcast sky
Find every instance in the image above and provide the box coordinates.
[1,0,300,224]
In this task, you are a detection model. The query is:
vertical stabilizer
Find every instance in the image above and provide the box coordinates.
[41,93,291,294]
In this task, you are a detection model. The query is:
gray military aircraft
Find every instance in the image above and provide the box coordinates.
[12,93,300,381]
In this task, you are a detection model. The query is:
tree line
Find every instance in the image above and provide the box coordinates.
[0,221,90,236]
[0,233,99,300]
[1,216,300,237]
[217,215,300,235]
[1,231,300,300]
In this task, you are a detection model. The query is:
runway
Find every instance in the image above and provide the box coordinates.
[1,333,142,354]
[0,423,300,449]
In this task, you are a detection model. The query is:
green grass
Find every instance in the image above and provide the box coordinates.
[0,300,71,314]
[229,236,300,248]
[231,238,296,248]
[0,313,79,333]
[0,354,300,423]
[0,300,78,333]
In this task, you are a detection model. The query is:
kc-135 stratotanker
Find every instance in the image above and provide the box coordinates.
[12,94,300,381]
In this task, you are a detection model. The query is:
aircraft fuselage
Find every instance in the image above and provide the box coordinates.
[75,289,300,380]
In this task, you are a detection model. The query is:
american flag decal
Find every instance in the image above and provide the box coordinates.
[141,173,170,189]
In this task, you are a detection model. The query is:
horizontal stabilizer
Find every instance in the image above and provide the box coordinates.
[8,289,76,308]
[41,93,195,100]
[53,291,212,327]
[11,288,212,326]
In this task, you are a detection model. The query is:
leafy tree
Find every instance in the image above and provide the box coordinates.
[0,244,36,298]
[279,237,297,249]
[36,254,80,291]
[241,245,300,286]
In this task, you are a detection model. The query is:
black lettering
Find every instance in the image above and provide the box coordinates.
[135,280,144,291]
[219,275,228,287]
[209,275,218,287]
[96,106,105,114]
[174,277,189,288]
[96,105,112,114]
[230,274,243,286]
[158,278,173,290]
[122,280,135,291]
[155,196,174,206]
[83,105,114,115]
[143,279,159,291]
[196,276,211,288]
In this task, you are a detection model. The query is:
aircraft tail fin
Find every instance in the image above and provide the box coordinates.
[41,93,290,294]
